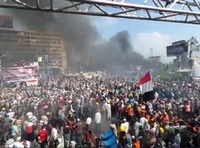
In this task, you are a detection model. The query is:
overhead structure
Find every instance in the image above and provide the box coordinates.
[1,0,200,24]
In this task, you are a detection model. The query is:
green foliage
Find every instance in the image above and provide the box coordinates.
[159,63,187,80]
[159,64,171,80]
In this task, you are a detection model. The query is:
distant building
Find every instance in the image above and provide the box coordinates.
[0,28,67,71]
[148,56,161,63]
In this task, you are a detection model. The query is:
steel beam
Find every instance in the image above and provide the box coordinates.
[0,0,200,24]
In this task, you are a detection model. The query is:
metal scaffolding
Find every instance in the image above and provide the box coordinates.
[1,0,200,24]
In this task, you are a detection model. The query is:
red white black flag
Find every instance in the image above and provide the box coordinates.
[137,71,154,102]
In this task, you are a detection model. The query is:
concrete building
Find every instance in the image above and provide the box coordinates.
[0,28,67,71]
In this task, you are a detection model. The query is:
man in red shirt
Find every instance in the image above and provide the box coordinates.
[38,127,49,147]
[85,129,96,147]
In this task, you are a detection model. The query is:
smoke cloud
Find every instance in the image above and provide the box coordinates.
[2,0,149,74]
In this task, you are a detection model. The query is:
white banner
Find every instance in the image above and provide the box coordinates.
[2,63,39,84]
[26,79,38,86]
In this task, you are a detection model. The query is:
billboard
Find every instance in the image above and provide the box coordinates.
[0,16,13,28]
[2,62,39,83]
[166,41,188,57]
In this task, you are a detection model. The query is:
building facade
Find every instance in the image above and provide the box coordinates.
[0,28,67,71]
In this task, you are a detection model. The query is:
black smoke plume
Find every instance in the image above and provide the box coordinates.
[2,1,149,74]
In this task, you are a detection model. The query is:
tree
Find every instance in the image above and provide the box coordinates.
[188,37,200,58]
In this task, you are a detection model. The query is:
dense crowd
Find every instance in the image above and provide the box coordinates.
[0,73,200,148]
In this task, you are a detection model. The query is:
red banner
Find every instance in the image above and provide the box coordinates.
[0,16,13,28]
[2,63,39,83]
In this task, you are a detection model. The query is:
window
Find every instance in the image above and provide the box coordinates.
[42,49,47,52]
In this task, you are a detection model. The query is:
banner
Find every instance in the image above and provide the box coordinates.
[166,41,188,57]
[2,63,39,84]
[26,79,38,86]
[0,16,13,28]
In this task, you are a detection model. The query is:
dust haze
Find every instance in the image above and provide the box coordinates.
[2,0,149,74]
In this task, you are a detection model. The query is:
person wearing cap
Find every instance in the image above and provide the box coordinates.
[127,104,134,121]
[96,102,101,113]
[1,107,6,117]
[24,115,35,142]
[118,125,132,148]
[120,118,129,134]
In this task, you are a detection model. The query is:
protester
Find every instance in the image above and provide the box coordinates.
[85,129,96,147]
[0,71,200,148]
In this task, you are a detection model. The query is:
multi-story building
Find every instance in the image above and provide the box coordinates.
[0,28,67,71]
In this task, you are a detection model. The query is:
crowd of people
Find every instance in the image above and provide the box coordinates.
[0,72,200,148]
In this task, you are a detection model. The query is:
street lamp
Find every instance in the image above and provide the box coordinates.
[44,55,49,87]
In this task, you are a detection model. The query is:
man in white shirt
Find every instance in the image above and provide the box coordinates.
[5,138,14,148]
[7,109,15,119]
[85,116,92,131]
[95,110,101,135]
[106,101,111,119]
[140,116,148,127]
[134,118,143,138]
[122,118,129,134]
[102,101,107,119]
[13,141,24,148]
[50,127,58,142]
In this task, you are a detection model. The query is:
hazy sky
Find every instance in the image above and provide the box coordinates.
[92,16,200,63]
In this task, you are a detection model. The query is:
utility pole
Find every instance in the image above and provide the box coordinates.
[0,54,5,89]
[187,37,200,69]
[188,37,198,58]
[45,55,49,87]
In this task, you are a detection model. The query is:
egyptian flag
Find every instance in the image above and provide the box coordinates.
[137,71,154,102]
